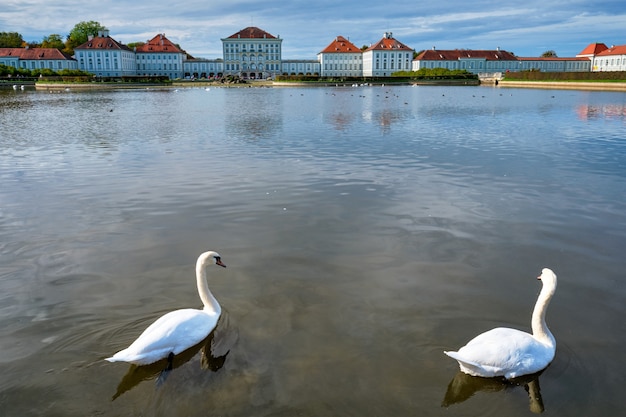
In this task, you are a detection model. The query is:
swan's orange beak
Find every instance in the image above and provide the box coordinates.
[216,258,226,268]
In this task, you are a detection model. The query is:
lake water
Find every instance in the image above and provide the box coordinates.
[0,84,625,416]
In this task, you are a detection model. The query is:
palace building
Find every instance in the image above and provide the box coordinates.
[318,36,363,77]
[135,34,186,80]
[0,47,77,71]
[220,27,283,79]
[3,25,624,80]
[74,30,136,77]
[363,32,414,77]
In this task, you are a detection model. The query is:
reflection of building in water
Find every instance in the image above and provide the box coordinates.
[576,104,626,121]
[327,111,355,131]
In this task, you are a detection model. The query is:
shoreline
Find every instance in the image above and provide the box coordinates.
[498,80,626,92]
[34,80,626,92]
[35,79,478,90]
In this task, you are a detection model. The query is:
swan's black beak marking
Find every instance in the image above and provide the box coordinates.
[215,257,226,268]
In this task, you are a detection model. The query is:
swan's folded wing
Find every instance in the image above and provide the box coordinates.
[446,327,537,377]
[107,309,219,364]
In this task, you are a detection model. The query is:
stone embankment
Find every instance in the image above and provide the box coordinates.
[498,81,626,91]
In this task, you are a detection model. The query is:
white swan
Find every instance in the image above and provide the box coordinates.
[445,268,557,379]
[106,251,226,365]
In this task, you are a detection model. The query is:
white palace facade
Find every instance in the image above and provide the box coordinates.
[0,47,77,71]
[1,26,625,79]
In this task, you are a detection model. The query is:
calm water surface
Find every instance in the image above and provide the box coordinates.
[0,84,625,416]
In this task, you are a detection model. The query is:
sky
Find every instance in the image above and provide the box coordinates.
[2,0,625,59]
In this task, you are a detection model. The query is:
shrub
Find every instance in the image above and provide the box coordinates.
[503,71,626,82]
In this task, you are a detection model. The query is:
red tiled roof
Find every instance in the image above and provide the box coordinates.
[595,44,626,56]
[320,36,361,54]
[0,47,74,60]
[135,34,183,53]
[416,49,517,61]
[577,43,608,56]
[227,27,276,39]
[75,35,131,51]
[365,35,412,52]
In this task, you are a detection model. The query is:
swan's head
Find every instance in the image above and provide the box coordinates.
[198,251,226,268]
[538,268,556,287]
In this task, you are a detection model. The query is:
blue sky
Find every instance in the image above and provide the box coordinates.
[2,0,625,59]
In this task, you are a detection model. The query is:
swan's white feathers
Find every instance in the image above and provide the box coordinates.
[445,268,557,379]
[445,327,554,379]
[106,250,224,366]
[106,309,219,364]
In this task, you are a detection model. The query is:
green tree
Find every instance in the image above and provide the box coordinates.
[65,21,108,55]
[0,31,25,47]
[126,42,145,49]
[42,34,65,50]
[541,50,558,57]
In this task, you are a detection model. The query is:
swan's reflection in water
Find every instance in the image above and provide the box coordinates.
[442,370,546,413]
[111,314,236,400]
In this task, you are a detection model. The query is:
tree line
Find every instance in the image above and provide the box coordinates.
[0,21,107,56]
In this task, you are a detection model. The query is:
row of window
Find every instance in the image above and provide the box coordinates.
[139,63,179,70]
[324,64,363,70]
[520,62,588,70]
[371,52,412,59]
[225,54,281,61]
[137,72,180,78]
[225,63,279,71]
[224,63,317,72]
[224,43,279,52]
[323,55,362,61]
[420,60,590,71]
[137,54,181,61]
[595,58,626,66]
[187,65,221,71]
[80,59,178,71]
[374,62,410,70]
[1,61,72,70]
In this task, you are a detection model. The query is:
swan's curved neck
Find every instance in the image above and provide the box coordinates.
[531,282,555,346]
[197,261,220,316]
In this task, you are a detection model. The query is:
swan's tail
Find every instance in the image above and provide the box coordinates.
[444,350,479,366]
[444,351,500,377]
